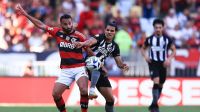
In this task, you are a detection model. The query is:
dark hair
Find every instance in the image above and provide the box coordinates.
[60,14,72,22]
[153,19,164,26]
[106,21,118,31]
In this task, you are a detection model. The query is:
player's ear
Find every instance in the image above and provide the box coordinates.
[73,23,78,28]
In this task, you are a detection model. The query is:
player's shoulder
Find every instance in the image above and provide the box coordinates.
[163,34,173,41]
[147,34,154,39]
[92,33,105,41]
[112,40,119,48]
[93,33,104,38]
[74,31,86,39]
[164,34,171,38]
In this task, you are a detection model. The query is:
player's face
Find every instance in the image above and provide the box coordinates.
[60,18,73,33]
[154,24,164,36]
[105,25,116,41]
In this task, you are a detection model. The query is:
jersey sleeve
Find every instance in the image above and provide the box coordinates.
[112,44,120,57]
[144,37,150,47]
[45,26,60,37]
[93,34,102,44]
[76,31,87,42]
[167,37,174,49]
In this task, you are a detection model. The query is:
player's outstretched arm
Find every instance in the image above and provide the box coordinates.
[84,47,95,56]
[114,56,129,72]
[74,37,97,48]
[15,4,46,30]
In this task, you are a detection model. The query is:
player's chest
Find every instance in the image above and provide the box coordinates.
[56,31,80,43]
[56,32,81,49]
[150,37,168,48]
[97,42,114,55]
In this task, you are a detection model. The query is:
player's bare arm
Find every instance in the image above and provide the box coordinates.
[15,4,46,30]
[74,37,97,48]
[164,44,176,67]
[114,56,129,72]
[84,47,95,56]
[141,44,151,63]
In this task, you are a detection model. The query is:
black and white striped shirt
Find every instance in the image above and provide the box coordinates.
[144,35,173,62]
[90,34,120,63]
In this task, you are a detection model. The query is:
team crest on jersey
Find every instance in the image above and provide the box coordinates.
[107,43,113,52]
[65,36,70,41]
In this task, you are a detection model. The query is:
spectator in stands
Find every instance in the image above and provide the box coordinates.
[23,61,34,77]
[165,8,179,29]
[181,21,196,44]
[177,8,190,28]
[142,0,156,19]
[115,22,132,60]
[0,27,8,51]
[167,24,183,48]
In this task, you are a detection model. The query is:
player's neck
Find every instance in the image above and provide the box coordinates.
[105,38,112,43]
[155,34,163,38]
[64,29,75,35]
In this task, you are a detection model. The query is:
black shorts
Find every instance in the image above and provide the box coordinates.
[88,69,111,89]
[148,61,167,84]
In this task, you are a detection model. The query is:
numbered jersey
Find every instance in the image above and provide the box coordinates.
[90,34,120,63]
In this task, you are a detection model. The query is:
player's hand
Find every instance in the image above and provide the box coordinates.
[163,59,171,67]
[145,56,151,63]
[73,42,84,48]
[15,4,28,16]
[121,63,129,72]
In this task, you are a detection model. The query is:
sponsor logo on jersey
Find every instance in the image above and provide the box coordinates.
[60,42,75,49]
[48,27,53,31]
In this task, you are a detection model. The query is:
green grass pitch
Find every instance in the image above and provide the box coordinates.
[0,106,200,112]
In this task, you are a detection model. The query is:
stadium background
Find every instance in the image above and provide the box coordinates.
[0,0,200,112]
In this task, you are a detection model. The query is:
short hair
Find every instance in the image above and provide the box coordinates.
[106,21,118,31]
[60,14,72,22]
[153,19,164,26]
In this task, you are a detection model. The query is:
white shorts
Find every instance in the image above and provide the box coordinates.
[55,66,88,86]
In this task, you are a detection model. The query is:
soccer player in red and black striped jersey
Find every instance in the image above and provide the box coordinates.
[16,4,89,112]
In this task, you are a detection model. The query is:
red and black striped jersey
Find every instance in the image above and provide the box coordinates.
[46,26,86,69]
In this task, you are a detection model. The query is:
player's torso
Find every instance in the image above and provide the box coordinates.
[149,36,167,52]
[148,35,170,62]
[91,34,117,62]
[55,30,85,68]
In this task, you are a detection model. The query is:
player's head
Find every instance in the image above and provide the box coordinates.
[105,21,118,41]
[60,14,73,33]
[153,19,164,36]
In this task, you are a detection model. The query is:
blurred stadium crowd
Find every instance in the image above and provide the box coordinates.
[0,0,199,54]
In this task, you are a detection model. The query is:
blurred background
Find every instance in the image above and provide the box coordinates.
[0,0,200,111]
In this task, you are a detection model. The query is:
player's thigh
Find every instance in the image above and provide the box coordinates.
[149,64,160,83]
[75,67,88,93]
[52,82,69,97]
[76,76,88,91]
[96,75,114,101]
[96,72,111,87]
[56,68,75,87]
[159,67,167,84]
[98,87,114,102]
